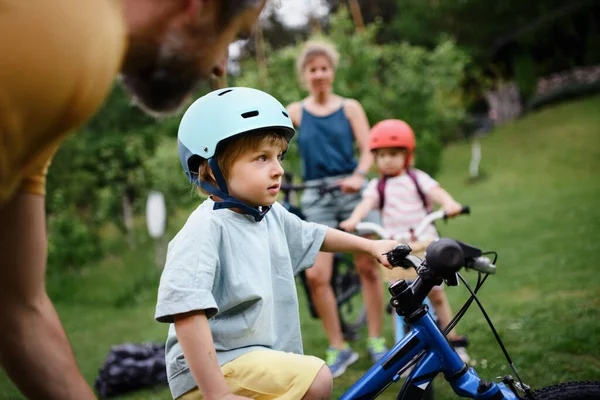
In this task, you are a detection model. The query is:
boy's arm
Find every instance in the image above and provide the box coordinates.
[320,228,397,268]
[428,186,462,216]
[174,311,249,400]
[339,196,378,232]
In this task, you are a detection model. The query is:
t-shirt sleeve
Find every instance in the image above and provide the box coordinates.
[155,215,220,323]
[363,178,380,205]
[414,169,439,195]
[277,203,328,275]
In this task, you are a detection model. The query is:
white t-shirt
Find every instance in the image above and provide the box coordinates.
[363,169,439,239]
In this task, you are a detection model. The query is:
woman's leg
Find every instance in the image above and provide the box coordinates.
[305,251,345,348]
[354,238,384,339]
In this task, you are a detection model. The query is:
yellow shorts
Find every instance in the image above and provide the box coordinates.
[179,350,326,400]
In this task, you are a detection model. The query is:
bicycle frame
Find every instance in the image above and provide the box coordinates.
[341,307,518,400]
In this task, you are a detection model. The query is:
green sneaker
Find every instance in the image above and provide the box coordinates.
[367,337,388,363]
[326,345,359,378]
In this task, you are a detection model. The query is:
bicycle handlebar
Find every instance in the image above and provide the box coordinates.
[279,182,341,196]
[355,205,470,241]
[386,238,496,278]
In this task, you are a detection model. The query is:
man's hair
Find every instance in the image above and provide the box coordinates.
[218,0,263,29]
[197,130,288,191]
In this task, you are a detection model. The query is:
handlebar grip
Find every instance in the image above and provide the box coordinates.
[469,256,496,274]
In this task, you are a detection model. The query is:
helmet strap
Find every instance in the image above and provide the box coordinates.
[198,158,271,222]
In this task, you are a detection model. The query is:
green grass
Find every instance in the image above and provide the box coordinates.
[1,96,599,399]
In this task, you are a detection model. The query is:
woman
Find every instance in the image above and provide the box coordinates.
[286,40,387,378]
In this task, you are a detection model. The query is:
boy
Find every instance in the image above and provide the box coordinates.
[155,87,398,400]
[340,119,470,362]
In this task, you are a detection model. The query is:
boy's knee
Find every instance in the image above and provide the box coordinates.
[303,365,332,400]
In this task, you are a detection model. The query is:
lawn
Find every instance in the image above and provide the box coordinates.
[1,96,599,399]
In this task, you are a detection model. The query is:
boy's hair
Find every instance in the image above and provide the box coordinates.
[296,40,340,82]
[197,130,288,193]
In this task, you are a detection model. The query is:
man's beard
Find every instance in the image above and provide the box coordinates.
[120,32,211,117]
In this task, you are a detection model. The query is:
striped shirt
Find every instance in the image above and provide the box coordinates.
[363,169,439,239]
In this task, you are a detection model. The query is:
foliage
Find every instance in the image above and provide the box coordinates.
[235,7,470,177]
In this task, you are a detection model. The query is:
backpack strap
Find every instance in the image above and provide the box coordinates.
[377,175,388,210]
[407,169,432,213]
[377,169,431,212]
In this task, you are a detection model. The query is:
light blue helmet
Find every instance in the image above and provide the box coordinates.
[177,87,295,222]
[178,87,295,182]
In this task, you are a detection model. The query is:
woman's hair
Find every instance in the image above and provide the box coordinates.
[197,130,288,193]
[296,40,340,79]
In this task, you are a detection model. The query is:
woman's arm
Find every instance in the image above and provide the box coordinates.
[286,102,302,127]
[338,99,374,192]
[344,99,374,177]
[174,311,250,400]
[320,228,396,268]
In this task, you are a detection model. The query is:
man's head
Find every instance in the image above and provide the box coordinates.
[120,0,266,116]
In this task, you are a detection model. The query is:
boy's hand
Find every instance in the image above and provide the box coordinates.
[443,201,463,217]
[370,240,399,269]
[340,217,360,232]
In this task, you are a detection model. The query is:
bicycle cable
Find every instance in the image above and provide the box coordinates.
[456,266,533,399]
[442,251,496,335]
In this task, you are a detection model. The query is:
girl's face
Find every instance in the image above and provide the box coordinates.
[374,148,408,176]
[302,54,335,95]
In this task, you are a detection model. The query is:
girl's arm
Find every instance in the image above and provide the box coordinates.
[320,228,397,268]
[339,196,378,232]
[174,311,250,400]
[428,186,462,216]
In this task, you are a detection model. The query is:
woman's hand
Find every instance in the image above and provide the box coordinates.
[443,200,463,217]
[339,217,360,232]
[338,174,364,193]
[369,240,399,269]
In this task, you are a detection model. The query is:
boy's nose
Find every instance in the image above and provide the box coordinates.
[272,162,284,177]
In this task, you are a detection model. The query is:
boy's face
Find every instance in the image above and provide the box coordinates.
[374,147,407,176]
[227,141,285,208]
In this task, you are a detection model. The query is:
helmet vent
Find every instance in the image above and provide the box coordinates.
[282,111,289,118]
[218,89,233,96]
[241,110,259,118]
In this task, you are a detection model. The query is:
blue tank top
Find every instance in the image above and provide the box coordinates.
[297,104,357,181]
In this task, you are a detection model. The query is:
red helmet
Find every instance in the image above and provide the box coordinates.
[369,119,416,166]
[369,119,416,151]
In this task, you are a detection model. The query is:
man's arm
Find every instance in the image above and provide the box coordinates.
[0,192,95,399]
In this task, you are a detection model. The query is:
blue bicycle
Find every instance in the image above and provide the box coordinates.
[339,238,600,399]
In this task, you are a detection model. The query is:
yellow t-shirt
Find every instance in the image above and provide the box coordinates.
[0,0,127,204]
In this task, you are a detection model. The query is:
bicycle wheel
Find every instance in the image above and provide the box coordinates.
[529,381,600,399]
[332,253,367,341]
